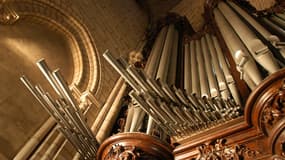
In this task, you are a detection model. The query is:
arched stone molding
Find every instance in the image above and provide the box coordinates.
[6,0,101,94]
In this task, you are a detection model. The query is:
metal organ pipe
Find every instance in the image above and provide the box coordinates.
[218,2,279,74]
[201,36,219,98]
[21,60,99,159]
[261,17,285,38]
[276,13,285,20]
[228,1,285,59]
[227,1,278,41]
[212,35,245,103]
[91,77,124,134]
[270,15,285,30]
[167,29,179,85]
[145,28,170,99]
[214,9,262,87]
[205,34,230,100]
[184,42,192,95]
[130,103,145,132]
[243,74,257,90]
[196,40,210,97]
[96,83,127,143]
[13,117,56,160]
[190,40,200,95]
[156,24,175,82]
[134,26,169,135]
[145,26,168,78]
[124,103,134,132]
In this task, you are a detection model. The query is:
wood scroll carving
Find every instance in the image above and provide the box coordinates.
[195,139,258,160]
[97,132,173,160]
[262,79,285,133]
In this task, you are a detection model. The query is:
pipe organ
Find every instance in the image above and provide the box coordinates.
[99,1,285,160]
[102,16,244,139]
[20,59,99,160]
[18,0,285,160]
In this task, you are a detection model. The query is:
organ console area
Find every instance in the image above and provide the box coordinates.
[96,0,285,159]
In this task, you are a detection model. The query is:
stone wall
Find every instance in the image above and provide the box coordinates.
[67,0,148,103]
[0,21,74,159]
[171,0,206,31]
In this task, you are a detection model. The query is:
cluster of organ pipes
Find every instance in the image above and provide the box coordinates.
[20,59,99,160]
[257,9,285,52]
[103,24,242,137]
[261,12,285,41]
[214,1,285,90]
[105,1,285,138]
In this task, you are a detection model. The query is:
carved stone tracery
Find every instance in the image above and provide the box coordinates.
[196,139,258,160]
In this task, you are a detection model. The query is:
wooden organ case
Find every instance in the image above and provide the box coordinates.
[97,0,285,160]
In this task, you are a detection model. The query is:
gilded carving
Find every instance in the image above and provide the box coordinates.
[196,139,258,160]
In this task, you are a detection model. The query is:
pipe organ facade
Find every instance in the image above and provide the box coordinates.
[10,0,285,160]
[98,1,285,159]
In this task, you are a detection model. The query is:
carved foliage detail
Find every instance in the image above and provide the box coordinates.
[105,143,162,160]
[262,80,285,130]
[196,139,258,160]
[105,145,139,160]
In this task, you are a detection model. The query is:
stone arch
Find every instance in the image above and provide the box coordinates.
[7,0,101,93]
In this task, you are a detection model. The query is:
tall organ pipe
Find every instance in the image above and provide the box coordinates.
[196,39,210,97]
[146,24,175,134]
[13,117,56,160]
[156,24,175,82]
[228,1,285,59]
[144,26,169,134]
[91,77,124,134]
[201,36,219,98]
[124,103,134,132]
[184,42,192,95]
[145,26,168,78]
[243,74,256,90]
[218,2,279,74]
[227,1,280,42]
[261,17,285,38]
[212,35,241,101]
[190,40,200,95]
[167,29,179,85]
[214,9,262,86]
[270,15,285,30]
[276,13,285,20]
[206,34,230,99]
[130,104,145,132]
[96,83,127,143]
[215,9,262,104]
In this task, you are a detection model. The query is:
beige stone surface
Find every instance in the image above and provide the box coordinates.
[0,21,73,159]
[171,0,206,31]
[248,0,276,11]
[67,0,148,103]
